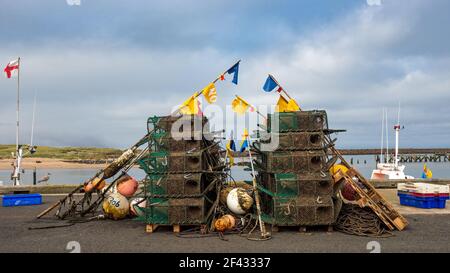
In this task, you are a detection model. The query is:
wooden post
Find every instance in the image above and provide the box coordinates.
[246,134,268,239]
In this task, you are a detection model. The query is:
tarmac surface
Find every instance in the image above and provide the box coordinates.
[1,195,449,253]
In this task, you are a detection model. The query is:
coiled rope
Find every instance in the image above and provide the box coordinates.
[335,204,394,238]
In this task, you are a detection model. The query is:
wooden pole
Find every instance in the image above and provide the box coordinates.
[246,134,268,238]
[268,74,292,101]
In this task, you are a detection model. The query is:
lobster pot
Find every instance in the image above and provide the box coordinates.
[144,197,211,225]
[138,151,209,173]
[259,131,326,151]
[158,137,204,153]
[259,172,333,199]
[267,110,328,133]
[139,114,224,228]
[167,152,205,172]
[147,173,215,196]
[270,196,335,226]
[260,150,328,174]
[155,115,210,137]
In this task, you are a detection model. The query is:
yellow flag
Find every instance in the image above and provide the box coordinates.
[231,95,250,114]
[202,83,217,104]
[225,143,234,166]
[180,92,200,115]
[275,95,300,112]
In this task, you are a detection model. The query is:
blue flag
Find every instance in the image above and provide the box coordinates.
[239,139,248,152]
[263,75,278,92]
[227,62,239,85]
[227,139,236,152]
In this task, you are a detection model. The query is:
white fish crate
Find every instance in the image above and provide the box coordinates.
[397,183,450,194]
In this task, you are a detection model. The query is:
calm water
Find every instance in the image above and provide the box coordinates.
[0,155,449,186]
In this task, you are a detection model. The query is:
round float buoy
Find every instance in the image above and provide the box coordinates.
[330,164,349,176]
[102,192,129,220]
[214,214,236,232]
[226,188,253,215]
[129,198,146,217]
[341,182,357,201]
[84,178,106,193]
[117,176,138,198]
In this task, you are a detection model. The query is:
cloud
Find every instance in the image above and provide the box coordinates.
[367,0,382,6]
[1,0,450,149]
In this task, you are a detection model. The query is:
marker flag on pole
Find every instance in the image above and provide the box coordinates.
[4,58,19,78]
[231,95,254,115]
[227,62,239,85]
[239,128,249,152]
[180,92,201,115]
[262,75,282,93]
[201,83,217,104]
[421,164,432,179]
[275,95,300,112]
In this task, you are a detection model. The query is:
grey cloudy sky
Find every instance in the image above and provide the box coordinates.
[0,0,449,149]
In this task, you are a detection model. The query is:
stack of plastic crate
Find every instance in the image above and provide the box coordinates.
[255,110,339,228]
[397,182,450,209]
[138,115,224,231]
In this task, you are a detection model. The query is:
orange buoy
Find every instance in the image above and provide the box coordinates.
[84,178,105,193]
[214,214,236,232]
[117,176,138,198]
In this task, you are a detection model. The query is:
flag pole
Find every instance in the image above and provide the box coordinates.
[14,57,21,186]
[269,74,293,100]
[246,133,268,239]
[212,59,241,84]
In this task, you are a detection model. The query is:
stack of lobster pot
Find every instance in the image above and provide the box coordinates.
[255,110,340,228]
[137,115,225,231]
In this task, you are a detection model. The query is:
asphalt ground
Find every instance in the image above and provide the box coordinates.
[0,195,449,253]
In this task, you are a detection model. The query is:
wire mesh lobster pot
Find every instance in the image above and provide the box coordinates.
[259,172,333,199]
[140,114,224,228]
[138,151,207,173]
[157,137,204,153]
[154,115,210,139]
[260,150,328,174]
[259,131,326,151]
[269,196,335,226]
[146,173,216,196]
[267,110,328,133]
[143,197,212,225]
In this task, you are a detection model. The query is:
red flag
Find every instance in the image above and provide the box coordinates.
[4,59,19,78]
[220,74,225,81]
[276,86,283,93]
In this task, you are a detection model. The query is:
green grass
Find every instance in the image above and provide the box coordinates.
[0,144,124,160]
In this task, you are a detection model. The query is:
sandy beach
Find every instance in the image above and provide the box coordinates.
[0,157,106,170]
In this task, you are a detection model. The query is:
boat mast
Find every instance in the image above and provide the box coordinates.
[380,108,384,163]
[394,103,401,170]
[385,109,389,163]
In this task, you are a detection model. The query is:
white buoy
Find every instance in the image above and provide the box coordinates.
[130,198,146,217]
[226,188,254,215]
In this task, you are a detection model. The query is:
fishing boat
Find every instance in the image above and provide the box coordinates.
[371,107,414,180]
